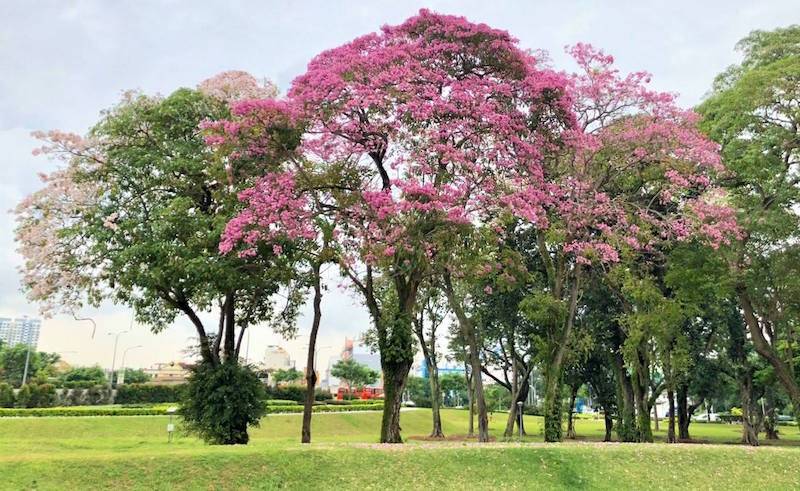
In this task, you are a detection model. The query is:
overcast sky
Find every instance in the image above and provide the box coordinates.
[1,1,797,371]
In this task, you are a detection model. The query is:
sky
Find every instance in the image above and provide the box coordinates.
[1,0,797,371]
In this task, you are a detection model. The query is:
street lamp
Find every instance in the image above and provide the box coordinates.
[108,330,129,389]
[118,345,142,385]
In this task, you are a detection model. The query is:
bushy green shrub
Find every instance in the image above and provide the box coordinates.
[264,385,306,402]
[180,361,265,445]
[85,386,111,405]
[0,383,14,408]
[314,389,333,401]
[115,384,185,404]
[66,389,86,406]
[28,383,57,408]
[15,385,31,408]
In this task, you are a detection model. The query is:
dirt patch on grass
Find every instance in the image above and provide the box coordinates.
[406,434,497,443]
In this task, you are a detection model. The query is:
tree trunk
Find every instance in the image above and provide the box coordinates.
[567,384,578,439]
[763,391,779,440]
[653,401,659,432]
[223,292,236,361]
[413,311,444,439]
[667,388,676,443]
[542,368,563,442]
[612,350,637,442]
[740,371,759,446]
[603,412,614,442]
[632,349,653,442]
[301,264,322,444]
[380,359,412,443]
[543,271,581,443]
[737,287,800,428]
[504,367,532,437]
[428,364,444,438]
[466,362,475,437]
[677,384,690,440]
[443,273,488,442]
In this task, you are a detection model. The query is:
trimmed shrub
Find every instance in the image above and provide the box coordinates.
[264,385,305,402]
[28,384,57,408]
[115,384,185,404]
[181,361,265,445]
[0,383,14,408]
[85,386,111,405]
[15,385,32,408]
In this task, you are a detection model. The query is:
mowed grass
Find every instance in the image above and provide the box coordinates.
[1,409,799,490]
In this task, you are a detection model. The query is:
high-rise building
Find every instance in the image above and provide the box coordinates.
[0,316,41,349]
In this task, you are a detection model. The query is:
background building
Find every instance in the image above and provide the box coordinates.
[263,345,293,371]
[0,316,41,349]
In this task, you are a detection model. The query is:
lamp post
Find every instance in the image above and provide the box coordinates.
[517,401,524,440]
[118,345,142,385]
[20,330,33,386]
[108,330,129,389]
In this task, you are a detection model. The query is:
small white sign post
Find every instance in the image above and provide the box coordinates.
[167,406,177,442]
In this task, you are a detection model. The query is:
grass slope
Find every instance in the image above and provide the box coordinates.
[1,409,798,490]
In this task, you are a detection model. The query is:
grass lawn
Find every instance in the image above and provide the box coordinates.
[1,409,798,490]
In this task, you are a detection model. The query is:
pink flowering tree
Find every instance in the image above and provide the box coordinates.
[203,96,339,443]
[511,44,738,441]
[285,10,573,443]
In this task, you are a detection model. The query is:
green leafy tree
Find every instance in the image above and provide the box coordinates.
[0,344,60,387]
[271,368,303,385]
[16,74,302,444]
[698,25,800,421]
[331,359,378,393]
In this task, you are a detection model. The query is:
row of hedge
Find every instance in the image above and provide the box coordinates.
[265,402,384,414]
[0,405,172,417]
[115,384,185,404]
[0,401,384,417]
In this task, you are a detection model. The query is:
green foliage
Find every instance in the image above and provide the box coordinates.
[330,359,379,389]
[114,368,151,385]
[15,385,31,408]
[264,385,306,402]
[0,344,60,387]
[115,384,185,404]
[28,383,58,408]
[85,386,112,405]
[271,368,303,384]
[0,383,15,407]
[405,376,431,407]
[180,362,266,444]
[60,366,107,388]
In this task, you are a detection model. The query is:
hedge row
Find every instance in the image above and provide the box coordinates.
[265,399,300,406]
[0,405,171,417]
[265,403,384,414]
[115,384,185,404]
